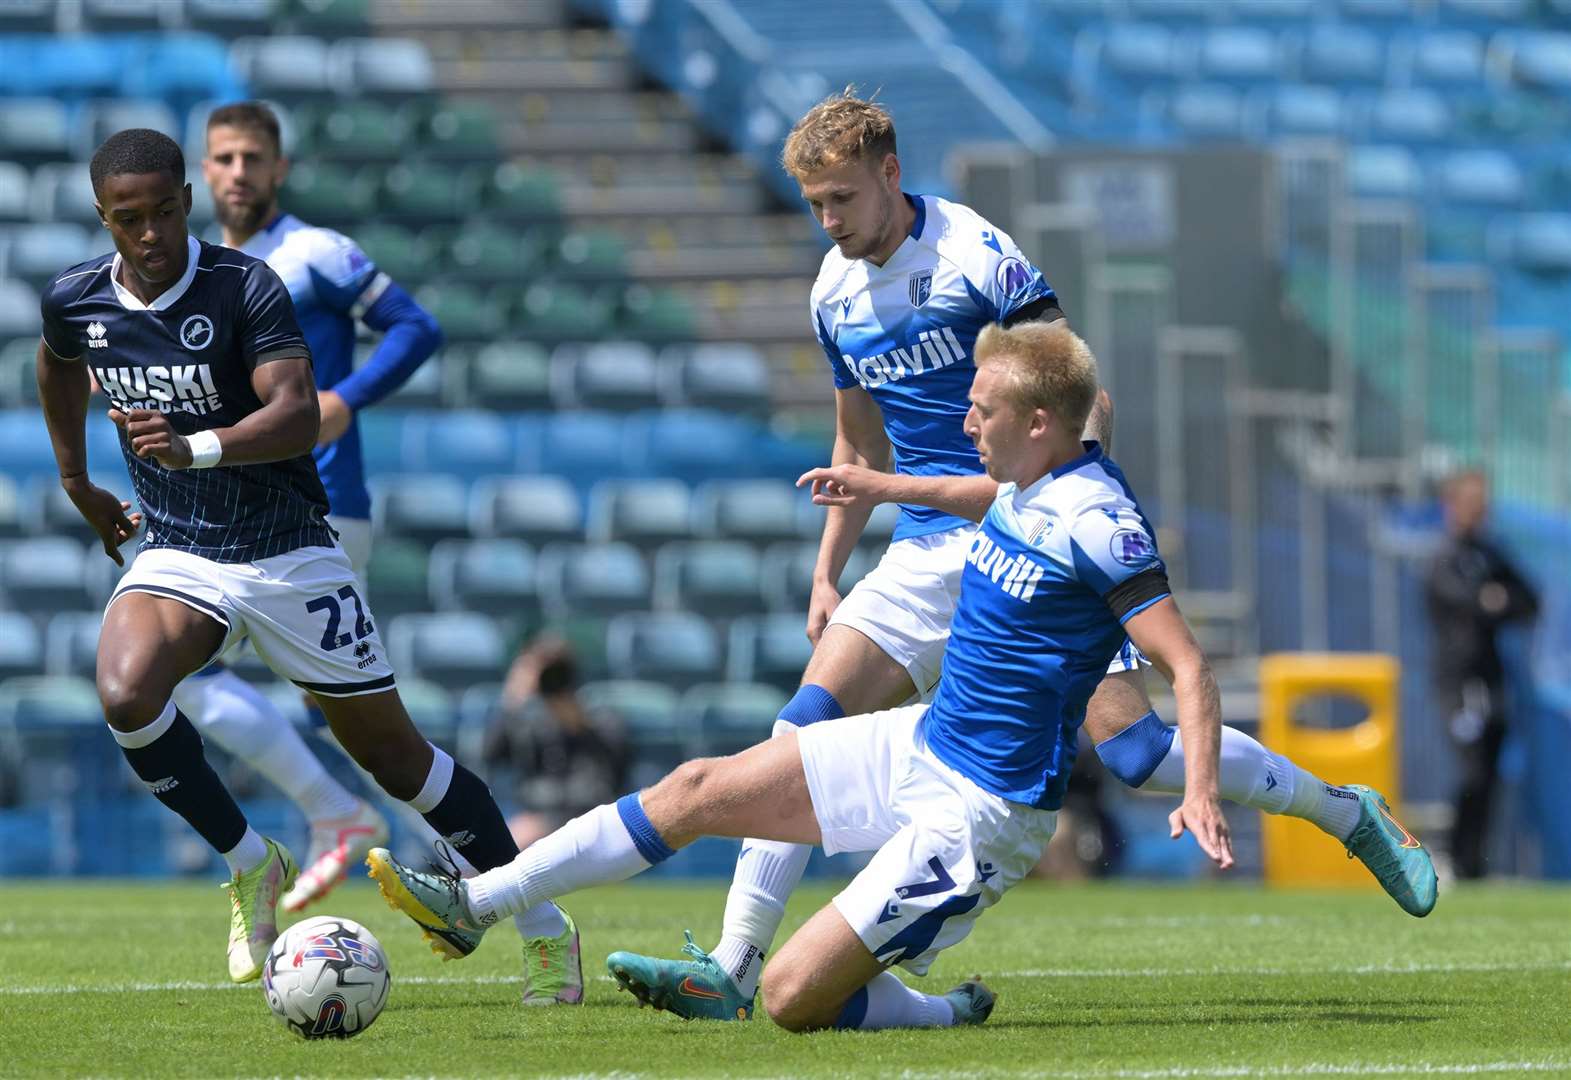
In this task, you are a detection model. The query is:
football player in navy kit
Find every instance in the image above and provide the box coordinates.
[36,129,531,984]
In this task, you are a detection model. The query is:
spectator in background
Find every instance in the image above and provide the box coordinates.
[1424,469,1539,880]
[482,636,629,849]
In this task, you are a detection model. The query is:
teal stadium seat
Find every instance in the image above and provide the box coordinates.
[683,682,786,756]
[45,611,102,678]
[0,339,39,407]
[280,162,374,224]
[0,100,70,163]
[417,100,500,161]
[661,343,771,417]
[537,542,650,618]
[517,282,613,342]
[617,284,696,341]
[230,36,335,100]
[427,539,539,619]
[726,613,813,692]
[386,613,506,693]
[74,99,181,160]
[300,100,408,162]
[333,38,434,98]
[0,164,31,221]
[364,537,432,619]
[578,679,685,786]
[376,342,445,407]
[555,229,627,280]
[654,540,765,619]
[692,480,806,546]
[483,162,562,221]
[81,0,167,32]
[414,283,504,341]
[29,163,99,225]
[396,676,459,749]
[184,0,280,37]
[0,0,54,31]
[587,479,692,550]
[353,223,433,288]
[552,341,660,412]
[0,475,22,536]
[445,224,541,284]
[0,538,91,612]
[282,0,369,34]
[5,224,96,289]
[605,611,722,691]
[381,162,467,222]
[370,473,471,544]
[466,341,552,409]
[759,541,874,614]
[0,613,43,681]
[469,475,582,545]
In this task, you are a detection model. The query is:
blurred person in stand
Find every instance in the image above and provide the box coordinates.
[1424,469,1539,880]
[483,636,630,850]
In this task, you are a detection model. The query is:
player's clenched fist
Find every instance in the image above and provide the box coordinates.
[109,407,194,469]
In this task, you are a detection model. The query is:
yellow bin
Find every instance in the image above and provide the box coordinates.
[1259,652,1400,889]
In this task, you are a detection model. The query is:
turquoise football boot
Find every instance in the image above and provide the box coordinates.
[943,979,997,1025]
[1343,785,1439,917]
[606,931,754,1021]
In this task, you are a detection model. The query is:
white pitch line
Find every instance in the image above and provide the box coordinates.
[1,958,1563,997]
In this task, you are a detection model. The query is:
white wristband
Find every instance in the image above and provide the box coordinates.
[185,429,223,469]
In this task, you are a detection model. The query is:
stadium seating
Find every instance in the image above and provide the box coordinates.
[428,539,540,618]
[537,542,650,618]
[684,681,786,756]
[469,475,582,545]
[605,611,723,691]
[653,541,765,619]
[386,612,508,691]
[587,480,692,550]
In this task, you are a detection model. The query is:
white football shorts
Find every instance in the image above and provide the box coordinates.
[110,542,395,697]
[796,703,1056,977]
[829,524,1146,701]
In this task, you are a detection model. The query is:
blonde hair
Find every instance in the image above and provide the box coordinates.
[973,322,1099,430]
[781,87,897,178]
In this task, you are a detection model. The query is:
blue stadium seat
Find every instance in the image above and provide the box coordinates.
[692,479,806,545]
[1440,0,1528,23]
[1098,24,1181,82]
[45,611,103,678]
[354,409,404,475]
[30,163,98,226]
[1128,0,1213,21]
[1504,30,1571,94]
[369,473,471,544]
[660,343,772,416]
[1228,0,1313,17]
[74,99,181,161]
[427,539,539,618]
[0,406,59,475]
[628,410,755,485]
[230,36,334,99]
[1438,150,1525,207]
[684,682,786,756]
[365,537,431,619]
[1347,146,1422,199]
[385,613,507,692]
[0,0,54,31]
[467,341,551,409]
[759,541,872,614]
[552,342,661,412]
[537,542,650,618]
[401,410,517,477]
[605,611,723,691]
[81,0,168,32]
[0,537,90,612]
[4,224,96,288]
[0,165,31,222]
[1299,24,1386,84]
[0,99,70,163]
[1198,27,1280,85]
[1365,89,1451,144]
[587,479,692,549]
[469,475,582,545]
[22,36,124,100]
[1510,214,1571,273]
[1166,85,1244,141]
[1405,31,1485,85]
[534,411,632,485]
[332,38,434,97]
[0,473,22,535]
[0,675,102,736]
[1339,0,1416,18]
[396,677,460,749]
[1256,84,1344,137]
[0,612,43,681]
[654,541,765,618]
[377,343,444,407]
[726,613,812,691]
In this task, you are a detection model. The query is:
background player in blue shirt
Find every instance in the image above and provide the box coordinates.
[363,322,1250,1033]
[37,128,557,987]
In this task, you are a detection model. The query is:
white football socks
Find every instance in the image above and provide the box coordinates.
[839,970,955,1030]
[174,668,360,822]
[222,826,269,877]
[1138,724,1362,840]
[468,802,652,925]
[711,838,813,998]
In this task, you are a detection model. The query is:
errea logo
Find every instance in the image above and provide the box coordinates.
[87,322,108,349]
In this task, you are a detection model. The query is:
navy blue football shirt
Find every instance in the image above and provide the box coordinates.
[40,235,335,563]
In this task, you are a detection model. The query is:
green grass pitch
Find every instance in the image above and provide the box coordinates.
[0,878,1565,1078]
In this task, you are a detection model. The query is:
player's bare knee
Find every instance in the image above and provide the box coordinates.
[97,672,167,732]
[759,962,818,1032]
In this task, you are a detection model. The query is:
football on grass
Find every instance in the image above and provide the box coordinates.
[262,916,390,1039]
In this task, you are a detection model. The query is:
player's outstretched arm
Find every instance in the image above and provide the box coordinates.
[805,387,891,643]
[798,465,996,523]
[36,340,142,564]
[1122,596,1235,870]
